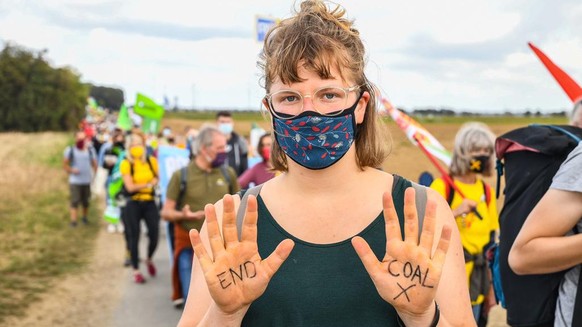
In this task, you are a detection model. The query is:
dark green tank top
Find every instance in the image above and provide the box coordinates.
[241,176,411,327]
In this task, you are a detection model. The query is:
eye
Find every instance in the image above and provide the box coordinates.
[316,87,346,102]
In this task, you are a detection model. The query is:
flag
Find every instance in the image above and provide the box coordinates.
[116,104,133,131]
[379,97,452,166]
[528,42,582,103]
[134,93,165,120]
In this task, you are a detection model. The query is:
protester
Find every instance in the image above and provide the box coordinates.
[216,110,249,176]
[63,130,97,227]
[99,128,126,233]
[238,132,276,188]
[178,1,473,326]
[161,125,240,306]
[429,122,498,324]
[509,106,582,327]
[120,131,160,284]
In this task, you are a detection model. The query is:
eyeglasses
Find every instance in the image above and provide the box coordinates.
[265,85,361,119]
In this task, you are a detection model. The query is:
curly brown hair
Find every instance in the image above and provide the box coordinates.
[258,0,391,171]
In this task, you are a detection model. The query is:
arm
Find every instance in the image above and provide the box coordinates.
[160,198,204,223]
[63,158,78,174]
[237,166,253,189]
[428,188,475,326]
[178,194,294,327]
[351,187,474,327]
[120,160,151,193]
[509,189,582,274]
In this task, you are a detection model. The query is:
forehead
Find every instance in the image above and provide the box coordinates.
[217,116,233,123]
[270,64,351,91]
[212,132,227,145]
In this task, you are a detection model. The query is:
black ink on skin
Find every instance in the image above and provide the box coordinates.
[394,282,416,302]
[387,260,434,288]
[217,261,258,290]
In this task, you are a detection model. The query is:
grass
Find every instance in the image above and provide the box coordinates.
[0,132,100,322]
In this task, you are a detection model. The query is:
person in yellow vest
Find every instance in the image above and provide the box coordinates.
[121,131,160,284]
[429,122,498,325]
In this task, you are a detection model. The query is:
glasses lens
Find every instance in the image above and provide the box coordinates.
[313,87,349,116]
[270,90,303,118]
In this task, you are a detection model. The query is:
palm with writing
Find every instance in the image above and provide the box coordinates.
[352,188,451,320]
[190,194,295,315]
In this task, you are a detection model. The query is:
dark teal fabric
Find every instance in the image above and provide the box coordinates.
[241,176,411,326]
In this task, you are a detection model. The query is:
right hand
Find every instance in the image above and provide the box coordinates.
[181,205,204,220]
[455,198,477,216]
[189,194,294,315]
[70,168,80,175]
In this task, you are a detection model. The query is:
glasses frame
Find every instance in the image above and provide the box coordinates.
[265,85,361,119]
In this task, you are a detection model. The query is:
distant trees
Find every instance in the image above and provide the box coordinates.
[0,42,88,132]
[88,84,124,111]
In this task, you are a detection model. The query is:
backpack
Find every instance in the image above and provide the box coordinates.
[109,153,156,205]
[176,164,235,210]
[67,145,94,165]
[493,124,582,327]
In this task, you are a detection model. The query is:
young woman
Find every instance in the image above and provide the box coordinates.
[237,133,276,189]
[179,1,474,326]
[121,131,160,284]
[429,122,498,324]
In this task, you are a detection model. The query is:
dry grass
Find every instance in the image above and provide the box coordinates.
[0,132,100,323]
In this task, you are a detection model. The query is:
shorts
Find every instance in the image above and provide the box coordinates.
[70,184,91,208]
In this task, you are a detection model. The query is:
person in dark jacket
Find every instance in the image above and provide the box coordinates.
[216,110,248,176]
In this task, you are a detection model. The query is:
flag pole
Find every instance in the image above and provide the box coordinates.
[413,135,484,220]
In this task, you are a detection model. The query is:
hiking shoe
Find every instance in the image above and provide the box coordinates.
[70,221,78,228]
[147,261,157,277]
[81,217,88,225]
[134,273,146,284]
[173,298,184,309]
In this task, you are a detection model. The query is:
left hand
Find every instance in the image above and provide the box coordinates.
[352,187,452,321]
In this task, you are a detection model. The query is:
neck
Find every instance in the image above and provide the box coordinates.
[284,146,362,195]
[195,155,212,172]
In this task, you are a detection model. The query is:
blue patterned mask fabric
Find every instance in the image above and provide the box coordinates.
[272,97,360,170]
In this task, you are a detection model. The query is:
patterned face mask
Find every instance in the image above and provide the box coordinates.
[272,94,361,170]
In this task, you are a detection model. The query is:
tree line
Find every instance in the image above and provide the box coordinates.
[0,42,125,132]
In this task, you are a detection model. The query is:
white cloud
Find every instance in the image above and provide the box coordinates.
[1,0,581,112]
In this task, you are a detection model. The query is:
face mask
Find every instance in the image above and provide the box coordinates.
[210,152,227,168]
[261,147,271,162]
[130,146,145,159]
[469,155,490,173]
[75,140,85,149]
[218,123,234,135]
[272,93,361,170]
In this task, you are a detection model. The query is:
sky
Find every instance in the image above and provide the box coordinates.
[1,0,581,113]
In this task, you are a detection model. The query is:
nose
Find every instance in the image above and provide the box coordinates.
[302,94,315,111]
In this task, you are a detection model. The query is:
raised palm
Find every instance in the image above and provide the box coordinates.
[190,194,294,314]
[352,187,451,317]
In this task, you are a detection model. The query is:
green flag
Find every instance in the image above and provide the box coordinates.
[142,116,161,135]
[116,104,133,131]
[134,93,165,120]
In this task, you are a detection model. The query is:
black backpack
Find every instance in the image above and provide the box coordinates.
[494,124,582,327]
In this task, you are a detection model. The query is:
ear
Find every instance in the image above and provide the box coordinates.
[354,91,370,124]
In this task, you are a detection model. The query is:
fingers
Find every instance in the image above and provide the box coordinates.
[419,198,437,257]
[205,203,226,257]
[403,187,419,244]
[432,224,452,264]
[383,192,402,246]
[190,229,213,273]
[262,239,295,279]
[352,236,382,279]
[221,194,238,248]
[240,195,258,243]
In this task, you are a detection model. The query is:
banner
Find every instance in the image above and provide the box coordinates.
[157,145,190,203]
[116,104,133,131]
[256,16,278,42]
[528,42,582,103]
[134,93,165,119]
[379,97,452,166]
